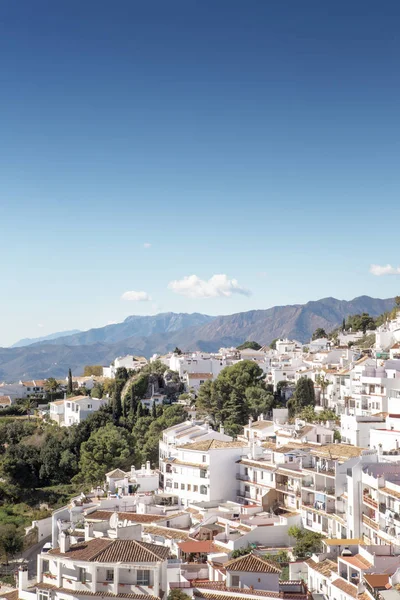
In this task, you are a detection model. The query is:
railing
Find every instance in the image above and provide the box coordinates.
[236,473,250,481]
[363,495,378,509]
[362,514,379,531]
[237,490,252,499]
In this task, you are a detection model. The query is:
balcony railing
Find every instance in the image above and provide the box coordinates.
[236,473,250,481]
[362,514,379,531]
[363,495,378,509]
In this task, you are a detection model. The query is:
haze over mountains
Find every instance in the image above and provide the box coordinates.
[12,330,81,348]
[1,295,395,381]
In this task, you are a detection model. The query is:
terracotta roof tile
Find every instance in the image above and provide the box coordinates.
[143,525,190,540]
[305,558,337,577]
[340,554,372,569]
[224,553,281,574]
[331,578,358,598]
[36,584,158,599]
[49,538,169,562]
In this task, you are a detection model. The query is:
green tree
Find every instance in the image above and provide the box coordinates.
[167,590,191,600]
[44,378,60,401]
[0,525,23,564]
[315,374,329,408]
[91,384,103,399]
[18,397,37,419]
[288,526,323,558]
[237,341,262,351]
[112,387,123,423]
[173,347,182,355]
[151,402,157,419]
[269,338,278,350]
[288,377,315,416]
[136,402,144,418]
[67,368,73,395]
[245,387,276,419]
[78,423,134,484]
[342,318,346,331]
[312,328,327,340]
[196,361,267,429]
[1,444,41,489]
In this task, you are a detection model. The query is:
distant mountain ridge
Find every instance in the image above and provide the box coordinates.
[0,295,395,380]
[11,329,81,348]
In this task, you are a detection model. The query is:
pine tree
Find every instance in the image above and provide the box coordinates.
[342,318,346,331]
[67,368,73,395]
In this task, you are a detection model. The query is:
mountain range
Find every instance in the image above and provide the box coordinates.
[1,295,394,381]
[11,330,81,348]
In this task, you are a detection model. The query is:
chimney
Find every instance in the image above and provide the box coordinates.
[141,464,146,475]
[60,531,70,554]
[248,417,253,428]
[146,461,151,472]
[219,424,224,435]
[225,522,230,537]
[260,413,264,421]
[19,566,29,593]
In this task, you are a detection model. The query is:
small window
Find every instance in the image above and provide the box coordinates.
[42,560,49,573]
[193,485,198,492]
[88,404,92,409]
[202,455,207,462]
[137,570,150,586]
[181,483,185,490]
[106,569,114,582]
[231,575,240,587]
[174,482,178,489]
[200,470,207,478]
[39,593,49,600]
[187,484,191,491]
[200,485,207,495]
[66,403,70,408]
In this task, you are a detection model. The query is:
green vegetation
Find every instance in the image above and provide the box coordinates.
[67,368,73,395]
[295,406,337,423]
[167,590,191,600]
[345,313,376,334]
[173,347,182,355]
[312,328,327,340]
[356,333,376,349]
[288,526,324,558]
[237,341,262,351]
[196,361,279,435]
[269,338,278,350]
[0,361,187,534]
[83,365,103,376]
[0,524,23,563]
[287,377,315,417]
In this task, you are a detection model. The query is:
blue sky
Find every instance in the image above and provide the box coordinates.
[1,0,400,346]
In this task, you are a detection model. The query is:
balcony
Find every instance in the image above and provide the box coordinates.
[236,473,250,481]
[362,514,379,531]
[363,494,378,509]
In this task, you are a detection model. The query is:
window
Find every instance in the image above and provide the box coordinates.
[187,484,191,491]
[200,485,207,495]
[42,560,49,573]
[79,568,86,583]
[106,569,114,582]
[88,404,92,409]
[193,485,198,492]
[200,470,207,478]
[137,570,150,586]
[39,593,49,600]
[181,483,185,490]
[231,576,240,587]
[202,455,207,463]
[244,467,248,476]
[174,482,178,489]
[66,403,70,408]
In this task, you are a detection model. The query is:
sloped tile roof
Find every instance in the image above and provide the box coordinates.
[224,553,281,573]
[84,510,165,523]
[36,584,159,599]
[179,439,248,451]
[305,558,337,577]
[331,578,358,598]
[49,538,169,562]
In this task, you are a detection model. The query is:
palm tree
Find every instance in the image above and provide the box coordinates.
[44,377,61,401]
[315,374,329,408]
[19,397,37,419]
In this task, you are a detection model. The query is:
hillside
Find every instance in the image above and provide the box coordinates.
[0,296,394,380]
[11,329,81,348]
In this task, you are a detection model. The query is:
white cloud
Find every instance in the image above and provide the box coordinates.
[168,274,251,299]
[121,290,152,302]
[37,323,44,328]
[143,242,151,249]
[370,264,400,276]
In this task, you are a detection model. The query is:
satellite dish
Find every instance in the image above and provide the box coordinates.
[109,512,119,529]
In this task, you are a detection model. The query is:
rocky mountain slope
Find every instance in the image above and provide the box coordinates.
[0,296,394,380]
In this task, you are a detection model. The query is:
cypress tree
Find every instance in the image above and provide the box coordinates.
[151,402,157,419]
[136,402,144,418]
[67,368,73,395]
[112,387,122,423]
